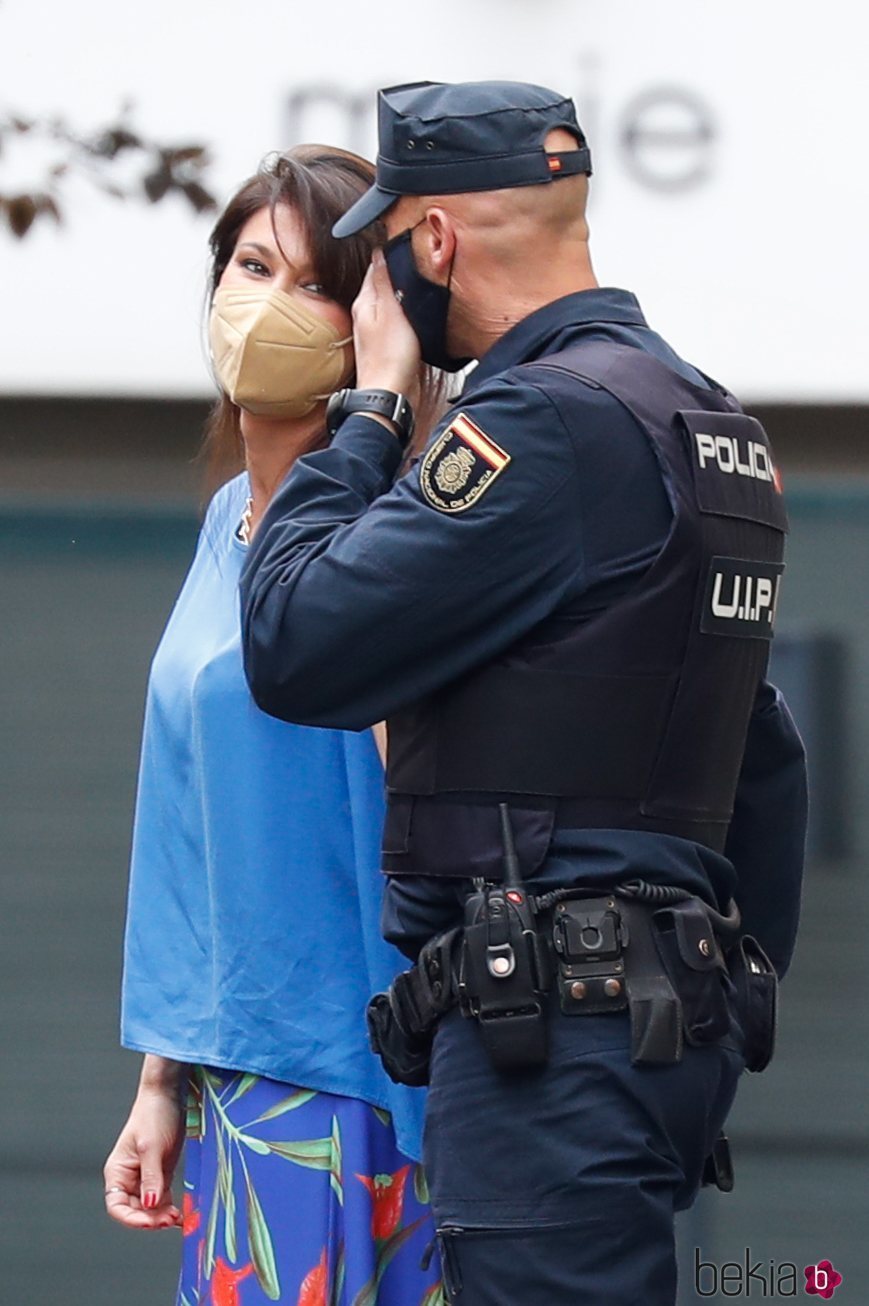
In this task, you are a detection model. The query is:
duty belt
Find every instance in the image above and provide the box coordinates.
[366,881,743,1082]
[366,879,775,1202]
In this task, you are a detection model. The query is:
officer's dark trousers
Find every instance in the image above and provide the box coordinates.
[424,995,743,1305]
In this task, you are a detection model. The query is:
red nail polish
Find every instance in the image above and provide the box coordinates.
[143,1192,158,1210]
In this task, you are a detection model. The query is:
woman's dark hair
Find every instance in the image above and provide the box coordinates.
[201,145,381,494]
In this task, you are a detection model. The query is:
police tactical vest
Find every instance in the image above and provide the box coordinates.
[384,342,788,879]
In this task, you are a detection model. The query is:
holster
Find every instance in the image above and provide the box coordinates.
[728,933,778,1072]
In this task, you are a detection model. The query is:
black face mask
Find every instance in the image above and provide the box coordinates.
[383,224,472,373]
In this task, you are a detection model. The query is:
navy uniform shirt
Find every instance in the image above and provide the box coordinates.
[240,289,807,975]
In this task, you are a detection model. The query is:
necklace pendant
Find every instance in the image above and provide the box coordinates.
[238,495,254,546]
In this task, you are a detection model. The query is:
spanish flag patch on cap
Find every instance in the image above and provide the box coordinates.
[420,412,511,513]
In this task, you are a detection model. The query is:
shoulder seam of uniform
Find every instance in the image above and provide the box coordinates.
[520,378,585,477]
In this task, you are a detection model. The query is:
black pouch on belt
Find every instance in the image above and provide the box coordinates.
[551,895,628,1016]
[367,928,461,1087]
[652,899,732,1047]
[552,896,683,1065]
[728,934,778,1072]
[366,991,433,1087]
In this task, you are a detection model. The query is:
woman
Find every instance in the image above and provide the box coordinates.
[104,147,443,1306]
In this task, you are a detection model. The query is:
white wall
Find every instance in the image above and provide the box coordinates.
[1,0,866,400]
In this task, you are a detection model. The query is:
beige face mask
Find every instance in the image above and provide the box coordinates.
[209,284,353,419]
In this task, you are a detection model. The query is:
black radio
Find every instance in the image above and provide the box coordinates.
[457,805,551,1072]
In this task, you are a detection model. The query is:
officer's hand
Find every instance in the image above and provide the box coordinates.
[353,249,421,402]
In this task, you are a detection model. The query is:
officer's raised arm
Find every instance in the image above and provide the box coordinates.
[240,375,582,729]
[241,92,599,729]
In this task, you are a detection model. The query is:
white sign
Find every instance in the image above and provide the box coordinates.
[1,0,866,400]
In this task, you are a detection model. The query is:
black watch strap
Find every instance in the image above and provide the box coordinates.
[326,388,415,447]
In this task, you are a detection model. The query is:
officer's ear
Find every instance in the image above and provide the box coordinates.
[420,207,457,282]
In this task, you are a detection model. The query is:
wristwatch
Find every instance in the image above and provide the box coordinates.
[326,387,415,448]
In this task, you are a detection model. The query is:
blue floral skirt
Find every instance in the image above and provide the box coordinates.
[178,1066,442,1306]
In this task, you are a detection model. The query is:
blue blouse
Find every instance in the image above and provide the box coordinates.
[121,474,425,1160]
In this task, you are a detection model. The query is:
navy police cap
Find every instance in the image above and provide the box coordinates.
[332,80,591,237]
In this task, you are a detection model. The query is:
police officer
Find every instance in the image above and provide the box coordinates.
[240,81,807,1305]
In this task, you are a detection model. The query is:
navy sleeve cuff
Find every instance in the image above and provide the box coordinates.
[330,413,404,481]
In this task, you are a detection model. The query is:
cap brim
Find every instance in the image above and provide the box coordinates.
[331,184,398,238]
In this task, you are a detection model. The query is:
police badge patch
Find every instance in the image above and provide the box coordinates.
[420,411,511,513]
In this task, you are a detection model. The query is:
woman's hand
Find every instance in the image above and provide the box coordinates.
[352,249,421,403]
[104,1055,187,1230]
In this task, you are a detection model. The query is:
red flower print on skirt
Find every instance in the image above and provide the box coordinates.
[182,1193,201,1237]
[356,1164,411,1241]
[210,1257,254,1306]
[296,1247,328,1306]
